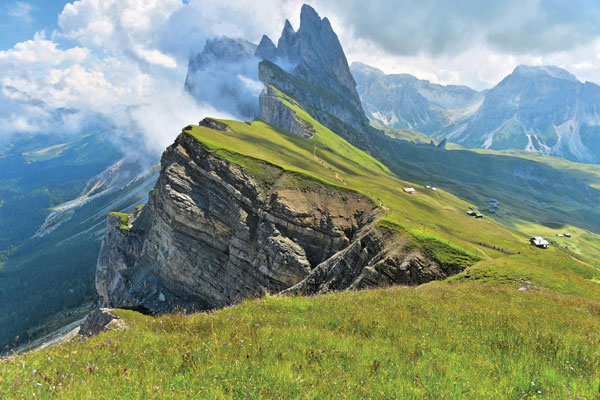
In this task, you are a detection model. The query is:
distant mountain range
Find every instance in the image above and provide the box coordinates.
[351,62,483,134]
[352,63,600,164]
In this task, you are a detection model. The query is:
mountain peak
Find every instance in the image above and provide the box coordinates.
[258,4,373,145]
[199,36,257,63]
[299,4,320,30]
[511,65,578,82]
[350,62,385,77]
[256,35,277,60]
[277,19,296,58]
[283,18,294,33]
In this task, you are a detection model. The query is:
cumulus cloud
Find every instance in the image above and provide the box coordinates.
[0,0,302,152]
[0,32,89,65]
[58,0,181,53]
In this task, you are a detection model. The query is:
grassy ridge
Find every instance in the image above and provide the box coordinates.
[1,285,599,399]
[185,110,599,297]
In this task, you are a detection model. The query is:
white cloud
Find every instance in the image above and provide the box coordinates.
[0,32,89,65]
[133,47,177,69]
[58,0,182,62]
[7,1,36,25]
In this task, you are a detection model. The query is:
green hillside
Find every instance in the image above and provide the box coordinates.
[2,284,599,399]
[2,100,600,398]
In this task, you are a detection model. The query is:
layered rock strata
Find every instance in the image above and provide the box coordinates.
[96,121,469,313]
[97,123,376,312]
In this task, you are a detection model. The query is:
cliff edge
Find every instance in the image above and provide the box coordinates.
[96,119,465,313]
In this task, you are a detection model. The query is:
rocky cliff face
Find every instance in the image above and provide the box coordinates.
[96,120,465,313]
[256,5,376,147]
[258,86,315,138]
[283,225,461,296]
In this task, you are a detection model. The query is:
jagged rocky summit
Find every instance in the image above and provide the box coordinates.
[257,5,376,147]
[184,5,377,147]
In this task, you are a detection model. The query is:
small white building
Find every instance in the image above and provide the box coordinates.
[404,187,416,194]
[530,236,549,249]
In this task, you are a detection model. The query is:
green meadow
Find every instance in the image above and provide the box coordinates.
[1,285,598,399]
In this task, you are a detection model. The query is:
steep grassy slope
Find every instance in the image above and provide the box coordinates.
[359,127,600,265]
[1,285,599,399]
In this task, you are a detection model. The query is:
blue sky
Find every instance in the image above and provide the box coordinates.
[0,1,70,49]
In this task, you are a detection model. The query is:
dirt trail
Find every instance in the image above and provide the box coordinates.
[313,145,346,186]
[569,255,600,272]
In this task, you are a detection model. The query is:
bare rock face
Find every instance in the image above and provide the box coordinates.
[198,118,232,132]
[79,309,120,336]
[96,126,377,312]
[257,5,376,147]
[258,86,315,138]
[284,225,461,296]
[95,210,146,308]
[255,35,277,61]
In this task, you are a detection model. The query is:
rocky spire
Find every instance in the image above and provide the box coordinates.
[275,4,359,100]
[255,35,277,61]
[276,19,296,59]
[299,3,321,31]
[259,4,374,147]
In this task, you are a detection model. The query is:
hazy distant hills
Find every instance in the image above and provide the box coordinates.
[351,62,483,134]
[352,63,600,164]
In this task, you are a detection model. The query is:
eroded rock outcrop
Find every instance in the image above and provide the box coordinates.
[258,86,315,138]
[96,120,474,313]
[79,309,122,336]
[284,225,462,296]
[97,123,377,312]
